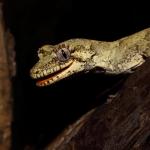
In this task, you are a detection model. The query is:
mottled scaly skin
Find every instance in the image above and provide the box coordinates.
[30,28,150,86]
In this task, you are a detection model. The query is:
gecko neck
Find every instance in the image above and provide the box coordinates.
[92,27,150,74]
[91,41,117,74]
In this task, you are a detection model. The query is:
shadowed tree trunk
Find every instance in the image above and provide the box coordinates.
[0,3,15,150]
[45,58,150,150]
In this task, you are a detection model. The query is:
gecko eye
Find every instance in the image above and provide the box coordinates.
[57,48,70,61]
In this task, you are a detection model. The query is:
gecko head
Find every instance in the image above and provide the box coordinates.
[30,40,95,87]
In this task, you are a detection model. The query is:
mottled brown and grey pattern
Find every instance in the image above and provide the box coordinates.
[30,28,150,86]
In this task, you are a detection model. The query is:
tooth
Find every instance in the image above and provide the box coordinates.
[35,74,38,79]
[43,70,47,76]
[56,66,60,71]
[44,81,48,85]
[53,67,56,72]
[60,65,64,69]
[55,67,58,71]
[51,68,54,73]
[37,82,41,86]
[47,69,51,74]
[40,72,44,77]
[53,76,57,81]
[41,83,45,86]
[64,63,67,67]
[37,74,41,78]
[48,79,52,84]
[33,69,37,73]
[54,67,58,72]
[32,74,37,79]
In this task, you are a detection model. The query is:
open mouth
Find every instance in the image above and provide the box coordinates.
[36,61,73,86]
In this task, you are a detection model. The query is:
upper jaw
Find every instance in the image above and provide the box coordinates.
[30,60,73,79]
[30,60,85,87]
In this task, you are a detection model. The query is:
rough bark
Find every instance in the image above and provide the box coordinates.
[45,58,150,150]
[0,4,15,150]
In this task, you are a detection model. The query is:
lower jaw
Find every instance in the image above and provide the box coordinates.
[36,77,57,86]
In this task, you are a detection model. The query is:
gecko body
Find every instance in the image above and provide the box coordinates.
[30,28,150,86]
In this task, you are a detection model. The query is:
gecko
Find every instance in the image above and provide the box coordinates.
[30,28,150,87]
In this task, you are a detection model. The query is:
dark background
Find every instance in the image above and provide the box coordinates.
[3,0,150,149]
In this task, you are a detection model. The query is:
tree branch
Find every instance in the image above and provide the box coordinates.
[45,58,150,150]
